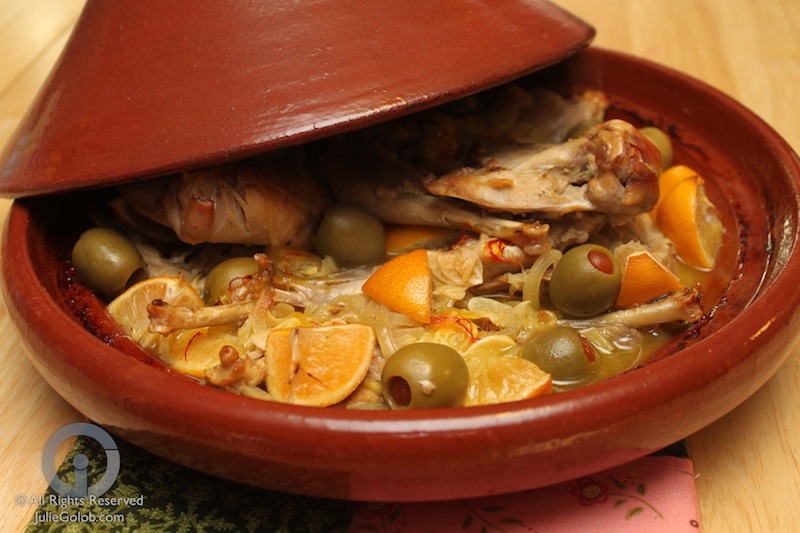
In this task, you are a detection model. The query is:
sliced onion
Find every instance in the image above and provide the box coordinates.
[522,249,563,309]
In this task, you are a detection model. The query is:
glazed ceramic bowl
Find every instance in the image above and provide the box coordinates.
[3,47,800,502]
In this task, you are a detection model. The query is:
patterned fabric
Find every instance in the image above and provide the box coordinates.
[349,455,700,532]
[27,435,352,532]
[27,431,697,532]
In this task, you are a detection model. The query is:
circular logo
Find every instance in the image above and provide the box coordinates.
[41,423,120,498]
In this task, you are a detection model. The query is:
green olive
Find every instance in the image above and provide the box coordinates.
[639,126,673,170]
[523,327,596,382]
[71,227,147,299]
[205,256,260,304]
[549,244,621,317]
[381,342,469,409]
[313,204,385,267]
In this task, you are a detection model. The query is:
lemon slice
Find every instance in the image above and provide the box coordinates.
[107,276,204,353]
[462,336,552,406]
[107,276,233,376]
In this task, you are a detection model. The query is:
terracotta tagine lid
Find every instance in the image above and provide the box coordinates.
[0,0,593,197]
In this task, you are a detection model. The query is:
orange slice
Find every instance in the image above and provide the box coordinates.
[654,173,723,269]
[463,337,552,406]
[650,164,699,221]
[362,248,432,323]
[107,276,205,355]
[266,324,375,407]
[614,251,682,308]
[384,224,462,254]
[107,276,239,376]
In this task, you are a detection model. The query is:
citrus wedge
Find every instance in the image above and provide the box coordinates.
[362,248,432,323]
[463,337,552,406]
[614,251,682,308]
[169,324,242,378]
[384,224,462,254]
[106,276,236,377]
[106,276,205,355]
[654,173,723,269]
[650,164,699,221]
[266,324,375,407]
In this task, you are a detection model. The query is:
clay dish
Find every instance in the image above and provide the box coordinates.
[0,0,593,197]
[3,46,800,501]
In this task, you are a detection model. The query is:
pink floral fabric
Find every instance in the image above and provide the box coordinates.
[349,456,700,532]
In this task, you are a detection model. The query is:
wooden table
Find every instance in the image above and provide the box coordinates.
[1,1,798,531]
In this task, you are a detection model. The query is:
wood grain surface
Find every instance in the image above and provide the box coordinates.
[1,1,798,531]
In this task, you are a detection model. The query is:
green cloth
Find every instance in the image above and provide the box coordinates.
[27,435,352,533]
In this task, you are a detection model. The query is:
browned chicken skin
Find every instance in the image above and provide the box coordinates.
[119,152,327,248]
[115,88,662,266]
[424,119,661,215]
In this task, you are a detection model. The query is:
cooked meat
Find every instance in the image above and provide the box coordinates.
[115,88,622,253]
[148,300,254,334]
[406,87,610,163]
[119,153,327,247]
[570,287,704,328]
[205,345,266,388]
[316,91,656,255]
[147,252,274,333]
[319,153,552,256]
[424,119,661,215]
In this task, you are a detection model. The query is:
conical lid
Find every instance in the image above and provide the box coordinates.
[0,0,593,197]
